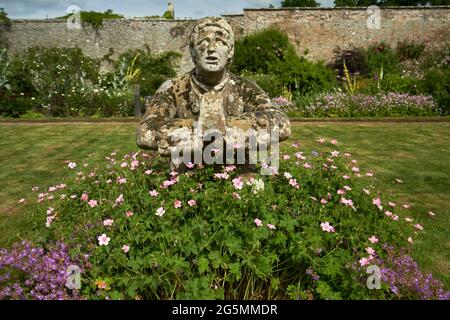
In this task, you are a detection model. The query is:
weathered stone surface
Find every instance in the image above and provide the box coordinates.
[136,17,291,166]
[5,7,450,74]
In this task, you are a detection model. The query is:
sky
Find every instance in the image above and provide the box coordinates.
[0,0,335,20]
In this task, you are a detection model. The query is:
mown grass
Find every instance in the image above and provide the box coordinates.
[0,122,448,289]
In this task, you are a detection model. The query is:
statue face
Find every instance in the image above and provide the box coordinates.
[193,26,232,73]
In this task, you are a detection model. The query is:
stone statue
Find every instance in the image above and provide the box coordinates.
[136,17,291,169]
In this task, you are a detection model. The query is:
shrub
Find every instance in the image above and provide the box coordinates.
[365,42,400,75]
[421,67,450,115]
[396,40,425,61]
[113,48,181,97]
[330,46,369,77]
[56,9,123,29]
[231,28,336,97]
[15,140,448,300]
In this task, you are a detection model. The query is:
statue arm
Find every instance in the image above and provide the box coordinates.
[241,81,291,142]
[136,90,180,154]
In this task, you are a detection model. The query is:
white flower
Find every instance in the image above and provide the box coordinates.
[156,207,165,217]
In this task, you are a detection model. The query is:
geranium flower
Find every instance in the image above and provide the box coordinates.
[144,169,153,175]
[368,236,379,244]
[359,257,371,267]
[415,224,424,231]
[98,234,110,246]
[80,193,89,202]
[331,150,339,157]
[173,200,182,208]
[284,172,292,179]
[88,199,98,208]
[267,224,276,230]
[254,218,263,227]
[330,139,337,145]
[103,219,113,226]
[320,222,335,233]
[68,162,77,169]
[122,245,130,253]
[186,162,195,169]
[232,177,244,190]
[337,189,346,195]
[125,210,133,217]
[156,207,165,217]
[188,199,197,207]
[366,247,376,255]
[303,162,312,169]
[320,199,328,205]
[149,189,159,197]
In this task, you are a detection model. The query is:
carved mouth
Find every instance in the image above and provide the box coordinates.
[205,56,219,65]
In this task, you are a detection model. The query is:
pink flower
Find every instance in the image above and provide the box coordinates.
[359,257,371,267]
[130,160,139,170]
[161,180,176,188]
[80,193,89,202]
[125,210,133,217]
[155,207,165,217]
[145,169,153,175]
[291,143,299,148]
[88,199,98,208]
[224,165,236,172]
[117,177,127,184]
[372,198,382,207]
[343,185,352,191]
[366,247,376,255]
[352,167,360,173]
[170,171,178,177]
[392,215,399,221]
[303,162,312,169]
[388,201,396,207]
[149,190,159,197]
[366,172,374,177]
[337,189,346,195]
[267,223,276,230]
[19,198,26,203]
[114,194,124,207]
[173,200,182,208]
[320,222,335,233]
[368,236,379,244]
[68,162,77,169]
[283,155,290,160]
[331,150,339,157]
[385,211,393,217]
[232,177,244,190]
[344,153,351,157]
[330,139,337,145]
[414,224,424,231]
[320,198,328,205]
[284,172,292,179]
[186,162,195,169]
[98,234,110,246]
[103,219,113,226]
[351,159,358,164]
[316,138,325,144]
[48,186,57,192]
[295,152,306,160]
[402,204,411,209]
[120,162,128,168]
[289,178,300,189]
[254,218,263,227]
[342,175,350,180]
[214,172,229,179]
[188,199,197,207]
[232,192,241,200]
[122,245,130,253]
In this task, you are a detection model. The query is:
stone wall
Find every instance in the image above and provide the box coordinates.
[4,7,450,73]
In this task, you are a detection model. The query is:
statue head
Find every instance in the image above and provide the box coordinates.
[189,17,235,74]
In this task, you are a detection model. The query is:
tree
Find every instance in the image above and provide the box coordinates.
[281,0,320,7]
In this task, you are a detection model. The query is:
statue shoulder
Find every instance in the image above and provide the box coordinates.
[229,72,265,94]
[155,72,191,95]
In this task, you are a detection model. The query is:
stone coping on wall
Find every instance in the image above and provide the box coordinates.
[243,6,450,10]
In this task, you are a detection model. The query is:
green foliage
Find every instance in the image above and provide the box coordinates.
[281,0,320,7]
[57,9,123,29]
[365,42,400,76]
[162,10,174,19]
[231,28,336,97]
[421,67,450,115]
[0,8,11,49]
[330,46,369,77]
[27,142,423,299]
[113,48,181,96]
[396,40,425,61]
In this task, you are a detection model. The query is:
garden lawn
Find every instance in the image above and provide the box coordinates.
[0,122,449,289]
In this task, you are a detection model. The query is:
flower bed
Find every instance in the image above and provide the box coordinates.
[289,92,441,118]
[1,139,448,300]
